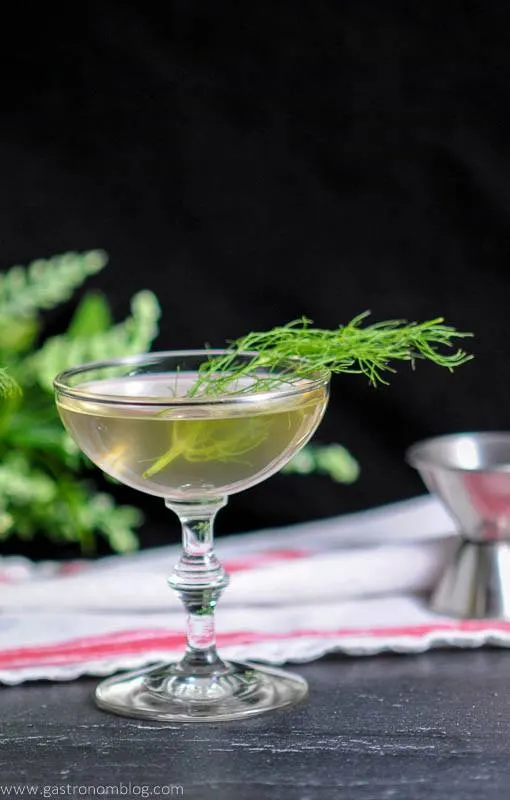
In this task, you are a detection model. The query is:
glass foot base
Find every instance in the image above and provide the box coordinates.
[95,660,308,722]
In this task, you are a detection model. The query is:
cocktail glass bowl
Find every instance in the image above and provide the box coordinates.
[407,432,510,619]
[54,350,329,721]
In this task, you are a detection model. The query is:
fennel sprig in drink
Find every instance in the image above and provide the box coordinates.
[57,372,328,500]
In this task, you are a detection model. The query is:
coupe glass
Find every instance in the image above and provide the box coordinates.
[54,350,329,722]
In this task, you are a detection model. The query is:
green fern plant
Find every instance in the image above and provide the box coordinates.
[282,443,360,484]
[0,369,21,398]
[0,250,160,554]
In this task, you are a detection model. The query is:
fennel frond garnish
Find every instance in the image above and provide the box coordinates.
[191,312,473,396]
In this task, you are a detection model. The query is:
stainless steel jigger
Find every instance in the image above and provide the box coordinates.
[407,432,510,619]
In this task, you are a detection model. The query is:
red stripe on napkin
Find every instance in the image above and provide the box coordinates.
[25,548,311,583]
[223,548,310,572]
[2,619,510,669]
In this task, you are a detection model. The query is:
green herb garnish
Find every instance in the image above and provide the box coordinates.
[142,417,270,479]
[142,314,471,482]
[192,313,473,396]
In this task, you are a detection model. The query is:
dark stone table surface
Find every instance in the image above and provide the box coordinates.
[1,650,509,799]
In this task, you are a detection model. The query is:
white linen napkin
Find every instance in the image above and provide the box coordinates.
[1,494,507,685]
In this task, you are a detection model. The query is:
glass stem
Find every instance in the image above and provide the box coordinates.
[166,497,229,674]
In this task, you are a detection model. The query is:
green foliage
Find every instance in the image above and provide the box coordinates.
[0,369,21,399]
[24,290,161,391]
[0,250,107,317]
[0,250,160,555]
[283,444,360,484]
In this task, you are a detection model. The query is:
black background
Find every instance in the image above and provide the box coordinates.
[1,1,509,549]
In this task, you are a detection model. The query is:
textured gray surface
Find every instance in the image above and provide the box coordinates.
[1,651,509,798]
